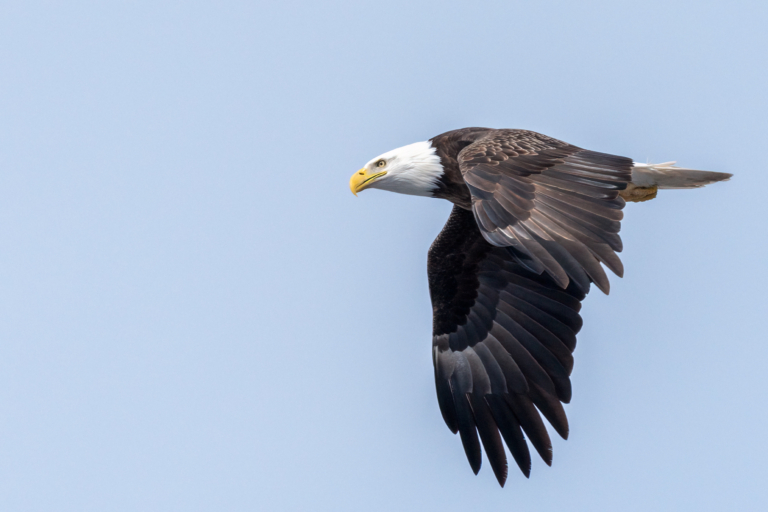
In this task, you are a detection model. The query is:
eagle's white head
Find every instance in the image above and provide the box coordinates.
[350,141,444,197]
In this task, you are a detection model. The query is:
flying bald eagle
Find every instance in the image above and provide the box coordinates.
[349,128,731,487]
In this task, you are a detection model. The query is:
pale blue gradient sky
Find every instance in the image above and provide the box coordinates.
[1,1,767,510]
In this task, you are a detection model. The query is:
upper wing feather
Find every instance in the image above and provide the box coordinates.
[458,129,632,293]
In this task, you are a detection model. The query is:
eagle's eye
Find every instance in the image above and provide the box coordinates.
[376,160,386,168]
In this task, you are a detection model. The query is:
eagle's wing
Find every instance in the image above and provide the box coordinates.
[429,206,586,486]
[458,129,632,293]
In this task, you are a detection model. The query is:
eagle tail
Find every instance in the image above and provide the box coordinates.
[631,161,732,189]
[621,162,732,202]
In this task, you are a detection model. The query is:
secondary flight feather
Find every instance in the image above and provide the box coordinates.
[349,128,731,487]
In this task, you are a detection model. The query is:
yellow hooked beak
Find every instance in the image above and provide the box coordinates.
[349,168,387,196]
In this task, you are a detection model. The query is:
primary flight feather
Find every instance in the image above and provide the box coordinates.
[349,128,731,487]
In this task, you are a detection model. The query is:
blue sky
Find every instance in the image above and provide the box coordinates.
[1,1,767,510]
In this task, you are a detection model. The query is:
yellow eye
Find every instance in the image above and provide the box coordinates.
[376,160,386,168]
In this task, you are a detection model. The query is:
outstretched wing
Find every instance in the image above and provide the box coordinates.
[429,206,587,486]
[458,129,632,293]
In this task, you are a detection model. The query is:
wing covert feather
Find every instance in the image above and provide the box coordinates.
[457,130,632,294]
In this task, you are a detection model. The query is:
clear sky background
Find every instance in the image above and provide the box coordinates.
[1,1,767,510]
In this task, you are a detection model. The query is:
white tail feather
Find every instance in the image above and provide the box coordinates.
[631,161,732,189]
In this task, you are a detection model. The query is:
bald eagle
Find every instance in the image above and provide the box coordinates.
[349,128,731,486]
